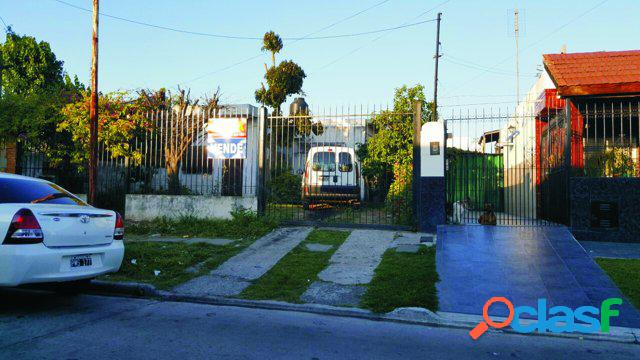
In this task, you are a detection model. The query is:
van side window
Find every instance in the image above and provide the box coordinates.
[312,152,336,172]
[338,152,353,172]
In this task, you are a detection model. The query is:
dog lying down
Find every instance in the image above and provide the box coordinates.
[478,203,497,225]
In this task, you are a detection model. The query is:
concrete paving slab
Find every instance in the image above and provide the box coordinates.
[174,227,313,297]
[395,244,421,253]
[305,243,333,252]
[318,229,396,285]
[173,275,252,297]
[389,232,436,248]
[301,281,366,307]
[212,227,312,280]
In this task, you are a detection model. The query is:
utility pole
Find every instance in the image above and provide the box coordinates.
[0,49,3,99]
[514,7,520,106]
[88,0,99,205]
[432,12,442,121]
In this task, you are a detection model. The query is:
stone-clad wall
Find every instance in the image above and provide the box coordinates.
[419,177,445,232]
[571,177,640,243]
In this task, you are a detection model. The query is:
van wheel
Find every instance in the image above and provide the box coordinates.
[302,198,310,210]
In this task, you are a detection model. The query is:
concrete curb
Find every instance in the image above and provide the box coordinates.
[86,280,640,345]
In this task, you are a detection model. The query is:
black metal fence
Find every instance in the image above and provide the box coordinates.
[262,106,418,229]
[14,104,420,228]
[443,96,640,226]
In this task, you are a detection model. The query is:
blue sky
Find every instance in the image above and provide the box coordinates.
[2,0,638,111]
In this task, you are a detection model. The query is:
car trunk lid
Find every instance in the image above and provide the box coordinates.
[28,205,115,248]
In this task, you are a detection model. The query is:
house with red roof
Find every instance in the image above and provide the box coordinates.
[531,49,640,242]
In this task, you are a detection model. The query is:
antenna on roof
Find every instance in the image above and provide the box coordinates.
[514,8,520,107]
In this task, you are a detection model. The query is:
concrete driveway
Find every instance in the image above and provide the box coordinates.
[436,225,640,328]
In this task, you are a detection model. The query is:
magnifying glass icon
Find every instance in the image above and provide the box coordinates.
[469,297,514,340]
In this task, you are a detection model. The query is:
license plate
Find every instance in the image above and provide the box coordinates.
[70,255,93,268]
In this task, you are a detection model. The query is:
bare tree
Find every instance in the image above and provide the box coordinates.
[167,87,227,194]
[136,86,223,194]
[202,86,223,116]
[161,87,197,194]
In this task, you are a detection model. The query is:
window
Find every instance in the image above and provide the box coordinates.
[312,152,336,172]
[338,152,353,172]
[0,178,86,205]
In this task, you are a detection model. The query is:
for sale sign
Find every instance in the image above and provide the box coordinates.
[207,118,247,159]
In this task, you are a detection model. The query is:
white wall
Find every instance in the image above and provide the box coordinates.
[421,121,445,177]
[501,70,556,218]
[125,194,257,221]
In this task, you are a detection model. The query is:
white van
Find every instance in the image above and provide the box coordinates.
[301,146,364,209]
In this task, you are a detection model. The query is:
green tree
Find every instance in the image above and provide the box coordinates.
[357,85,432,223]
[0,29,83,156]
[58,91,152,168]
[255,31,306,115]
[261,31,283,68]
[358,84,431,174]
[0,29,65,96]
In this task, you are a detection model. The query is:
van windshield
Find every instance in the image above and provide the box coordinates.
[312,152,336,172]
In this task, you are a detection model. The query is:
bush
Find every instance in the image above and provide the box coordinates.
[267,169,302,204]
[386,162,413,226]
[585,148,636,178]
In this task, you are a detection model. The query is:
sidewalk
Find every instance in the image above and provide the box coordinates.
[87,225,640,344]
[300,229,395,306]
[173,227,313,297]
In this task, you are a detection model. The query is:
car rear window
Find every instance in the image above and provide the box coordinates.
[312,152,336,172]
[0,178,87,205]
[338,152,353,172]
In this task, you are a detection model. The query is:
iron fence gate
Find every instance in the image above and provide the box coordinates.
[261,105,418,229]
[443,104,570,226]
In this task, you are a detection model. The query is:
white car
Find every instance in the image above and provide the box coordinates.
[0,172,124,287]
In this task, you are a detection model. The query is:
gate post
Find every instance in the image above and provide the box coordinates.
[412,101,422,228]
[257,106,267,216]
[564,100,573,226]
[417,117,446,233]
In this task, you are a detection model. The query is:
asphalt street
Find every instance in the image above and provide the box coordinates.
[0,288,638,359]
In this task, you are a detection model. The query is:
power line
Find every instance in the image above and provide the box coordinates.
[440,94,518,99]
[440,100,520,107]
[442,55,537,77]
[52,0,431,41]
[178,0,394,86]
[310,0,453,75]
[0,15,8,31]
[442,0,610,97]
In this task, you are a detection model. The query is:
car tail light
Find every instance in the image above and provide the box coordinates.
[3,209,44,245]
[113,212,124,240]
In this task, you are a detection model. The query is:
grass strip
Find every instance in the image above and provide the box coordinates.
[102,239,251,290]
[240,229,350,303]
[126,210,277,241]
[595,258,640,309]
[361,246,439,313]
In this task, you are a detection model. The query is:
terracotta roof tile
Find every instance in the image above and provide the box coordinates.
[543,50,640,97]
